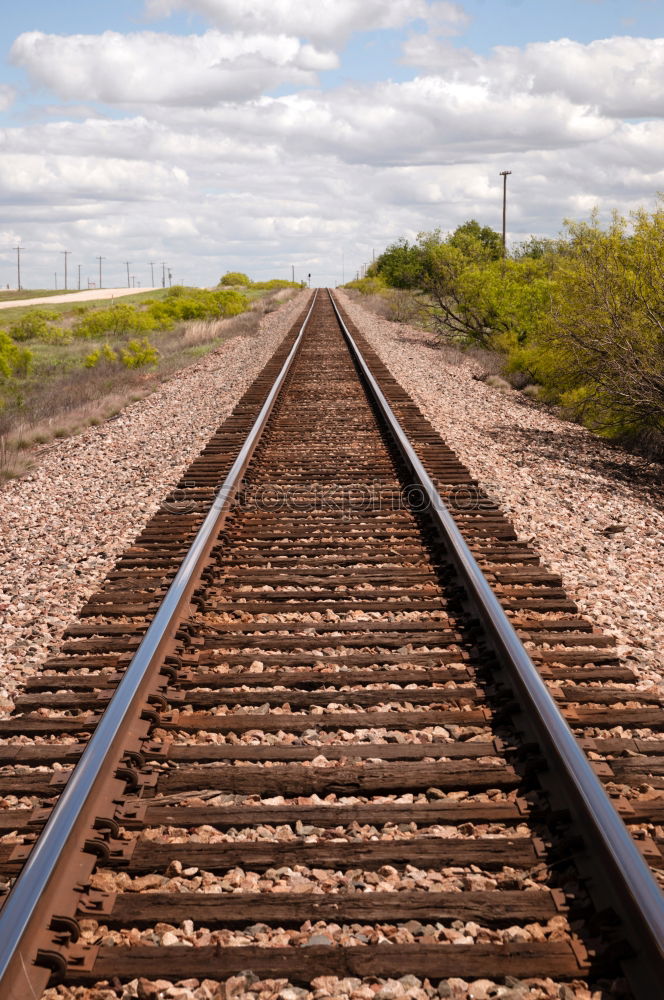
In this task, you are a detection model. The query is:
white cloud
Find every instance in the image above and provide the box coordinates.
[0,152,188,202]
[3,10,664,289]
[136,78,611,167]
[11,30,337,105]
[402,35,664,119]
[0,85,17,111]
[144,0,469,46]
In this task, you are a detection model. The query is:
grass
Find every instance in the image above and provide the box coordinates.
[0,286,299,480]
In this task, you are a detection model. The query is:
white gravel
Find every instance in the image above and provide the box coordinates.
[0,292,309,714]
[336,291,664,688]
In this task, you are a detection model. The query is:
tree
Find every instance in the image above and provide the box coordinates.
[375,238,426,288]
[537,206,664,439]
[449,220,503,260]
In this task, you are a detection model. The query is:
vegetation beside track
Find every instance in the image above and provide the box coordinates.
[0,275,302,479]
[346,202,664,456]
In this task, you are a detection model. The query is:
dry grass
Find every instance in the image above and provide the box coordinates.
[0,436,33,481]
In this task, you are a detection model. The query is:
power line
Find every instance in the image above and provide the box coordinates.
[13,246,24,291]
[500,170,512,255]
[62,250,71,291]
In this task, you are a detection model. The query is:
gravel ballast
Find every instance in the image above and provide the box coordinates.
[0,292,309,713]
[337,291,664,689]
[2,286,662,713]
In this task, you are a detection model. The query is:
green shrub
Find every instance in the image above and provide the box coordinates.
[73,303,159,339]
[148,287,249,323]
[250,279,300,291]
[344,276,388,295]
[84,344,118,368]
[120,338,159,368]
[215,288,249,316]
[376,203,664,448]
[0,330,32,379]
[36,326,72,345]
[220,271,251,286]
[535,207,664,438]
[9,309,60,342]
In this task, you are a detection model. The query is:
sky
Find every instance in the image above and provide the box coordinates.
[0,0,662,289]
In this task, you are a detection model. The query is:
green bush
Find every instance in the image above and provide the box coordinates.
[0,330,32,379]
[9,309,60,342]
[250,279,300,291]
[73,303,159,339]
[219,271,251,286]
[374,203,664,449]
[36,326,72,345]
[84,344,118,368]
[344,276,388,295]
[533,207,664,439]
[120,338,159,369]
[148,287,249,323]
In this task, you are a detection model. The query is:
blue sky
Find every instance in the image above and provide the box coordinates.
[0,0,662,287]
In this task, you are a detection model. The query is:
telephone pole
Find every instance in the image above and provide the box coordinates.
[500,170,512,255]
[13,246,24,291]
[62,250,71,290]
[97,256,105,289]
[149,261,155,287]
[125,262,131,288]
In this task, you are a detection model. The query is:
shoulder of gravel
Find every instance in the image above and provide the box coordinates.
[336,290,664,510]
[0,290,310,498]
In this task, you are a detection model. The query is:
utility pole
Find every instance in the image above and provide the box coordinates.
[13,246,24,291]
[149,261,155,287]
[161,262,166,288]
[97,256,105,289]
[168,268,172,288]
[291,265,294,283]
[500,170,512,255]
[62,250,71,290]
[308,273,311,287]
[125,262,131,289]
[77,264,81,291]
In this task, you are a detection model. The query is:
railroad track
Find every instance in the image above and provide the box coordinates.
[0,289,662,999]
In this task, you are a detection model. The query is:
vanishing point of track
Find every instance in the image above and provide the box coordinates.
[0,290,662,999]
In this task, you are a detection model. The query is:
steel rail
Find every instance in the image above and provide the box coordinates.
[0,290,319,1000]
[328,289,664,996]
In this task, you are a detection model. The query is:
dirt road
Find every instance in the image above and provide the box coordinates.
[0,287,161,310]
